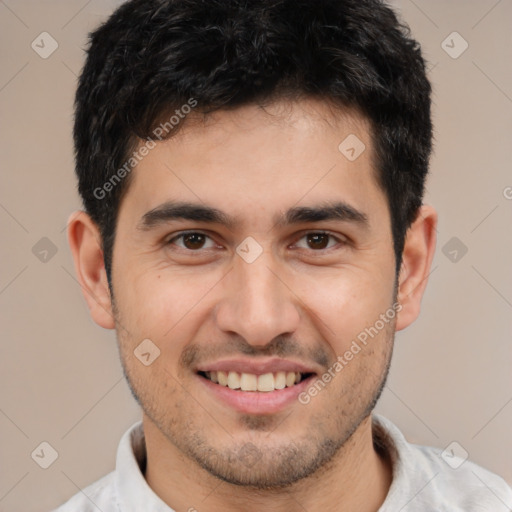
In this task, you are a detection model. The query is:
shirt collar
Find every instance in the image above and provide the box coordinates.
[114,421,175,512]
[371,413,419,511]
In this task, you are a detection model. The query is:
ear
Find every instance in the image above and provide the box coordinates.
[67,211,115,329]
[395,204,437,331]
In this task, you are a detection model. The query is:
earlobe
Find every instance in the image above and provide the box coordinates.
[395,205,437,332]
[67,211,116,329]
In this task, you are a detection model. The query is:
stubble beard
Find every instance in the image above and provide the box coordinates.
[116,323,395,490]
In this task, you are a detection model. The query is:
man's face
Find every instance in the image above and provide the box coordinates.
[111,99,398,487]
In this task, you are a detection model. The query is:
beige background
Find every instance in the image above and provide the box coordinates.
[0,1,511,510]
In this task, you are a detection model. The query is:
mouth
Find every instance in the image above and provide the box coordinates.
[197,370,315,392]
[194,358,320,414]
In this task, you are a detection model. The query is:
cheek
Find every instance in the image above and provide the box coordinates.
[113,266,222,348]
[113,264,165,319]
[294,269,394,348]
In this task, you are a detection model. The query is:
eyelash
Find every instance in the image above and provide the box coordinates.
[165,230,347,252]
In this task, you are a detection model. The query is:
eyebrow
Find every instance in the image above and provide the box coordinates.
[138,200,369,231]
[138,202,235,230]
[280,202,368,227]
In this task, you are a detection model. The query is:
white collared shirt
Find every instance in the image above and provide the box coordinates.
[53,414,512,511]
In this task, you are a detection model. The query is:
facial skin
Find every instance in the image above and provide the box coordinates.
[69,98,437,512]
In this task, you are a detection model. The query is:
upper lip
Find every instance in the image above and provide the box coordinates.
[195,358,319,376]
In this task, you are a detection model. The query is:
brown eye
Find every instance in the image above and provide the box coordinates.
[294,232,343,251]
[182,233,206,250]
[168,232,216,251]
[306,233,330,249]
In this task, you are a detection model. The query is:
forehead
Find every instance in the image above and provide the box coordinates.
[119,98,387,228]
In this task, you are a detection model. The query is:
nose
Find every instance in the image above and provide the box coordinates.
[214,254,301,348]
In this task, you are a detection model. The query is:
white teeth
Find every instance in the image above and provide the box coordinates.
[286,372,296,387]
[204,370,307,391]
[274,371,286,389]
[240,373,258,391]
[217,370,228,386]
[227,371,241,389]
[257,373,275,392]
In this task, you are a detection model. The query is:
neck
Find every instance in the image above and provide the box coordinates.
[143,414,392,512]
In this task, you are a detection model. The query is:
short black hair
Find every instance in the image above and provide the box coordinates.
[74,0,432,283]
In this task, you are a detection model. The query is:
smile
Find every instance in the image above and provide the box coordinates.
[196,370,317,414]
[198,370,313,392]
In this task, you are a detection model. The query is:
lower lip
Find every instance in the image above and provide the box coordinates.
[197,374,316,414]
